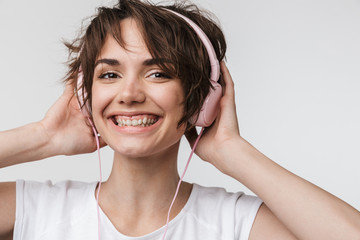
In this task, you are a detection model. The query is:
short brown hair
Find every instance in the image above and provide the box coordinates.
[64,0,226,131]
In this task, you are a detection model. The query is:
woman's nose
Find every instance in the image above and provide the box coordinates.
[115,76,146,104]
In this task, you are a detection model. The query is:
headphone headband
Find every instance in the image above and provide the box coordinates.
[164,9,220,82]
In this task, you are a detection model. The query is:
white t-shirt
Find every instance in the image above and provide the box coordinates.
[14,180,262,240]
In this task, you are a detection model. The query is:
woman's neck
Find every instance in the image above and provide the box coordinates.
[107,141,180,199]
[96,140,193,236]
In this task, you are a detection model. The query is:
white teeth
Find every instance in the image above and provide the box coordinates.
[132,119,138,126]
[115,116,158,127]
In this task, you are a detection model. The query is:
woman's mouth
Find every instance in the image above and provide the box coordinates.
[111,114,159,127]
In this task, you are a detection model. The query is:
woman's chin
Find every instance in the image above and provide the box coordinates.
[110,138,181,160]
[111,143,157,159]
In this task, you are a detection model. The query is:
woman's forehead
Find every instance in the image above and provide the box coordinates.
[95,19,150,60]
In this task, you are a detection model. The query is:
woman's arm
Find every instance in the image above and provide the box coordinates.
[0,122,52,168]
[225,135,360,240]
[187,62,360,240]
[0,83,106,168]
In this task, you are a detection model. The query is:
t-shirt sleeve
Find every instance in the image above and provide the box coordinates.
[190,184,263,240]
[234,193,263,240]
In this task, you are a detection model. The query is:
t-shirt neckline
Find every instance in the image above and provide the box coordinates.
[90,182,199,240]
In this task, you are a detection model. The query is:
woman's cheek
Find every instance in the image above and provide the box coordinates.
[150,84,184,113]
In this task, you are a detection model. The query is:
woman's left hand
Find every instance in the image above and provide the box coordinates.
[185,61,242,173]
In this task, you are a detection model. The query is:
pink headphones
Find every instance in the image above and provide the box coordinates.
[75,8,222,240]
[76,9,222,128]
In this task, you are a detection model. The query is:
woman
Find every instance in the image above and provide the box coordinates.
[0,0,359,239]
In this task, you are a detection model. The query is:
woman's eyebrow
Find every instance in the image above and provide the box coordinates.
[94,58,120,68]
[94,58,173,68]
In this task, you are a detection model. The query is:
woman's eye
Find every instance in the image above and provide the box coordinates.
[149,72,171,79]
[99,72,119,79]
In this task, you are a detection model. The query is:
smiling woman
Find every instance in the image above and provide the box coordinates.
[1,0,360,240]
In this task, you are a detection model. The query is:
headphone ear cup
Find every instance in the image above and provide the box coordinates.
[192,81,222,127]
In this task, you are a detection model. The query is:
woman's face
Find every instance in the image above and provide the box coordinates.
[91,18,186,158]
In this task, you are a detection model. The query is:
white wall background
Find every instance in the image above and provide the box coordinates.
[0,0,359,211]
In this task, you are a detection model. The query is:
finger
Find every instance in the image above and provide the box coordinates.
[64,79,76,96]
[219,62,240,134]
[63,82,81,111]
[220,61,235,100]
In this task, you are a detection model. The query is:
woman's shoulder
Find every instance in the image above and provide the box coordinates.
[16,179,97,216]
[186,183,261,216]
[191,183,261,207]
[176,183,262,239]
[17,179,97,199]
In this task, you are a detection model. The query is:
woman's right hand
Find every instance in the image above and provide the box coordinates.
[39,83,107,156]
